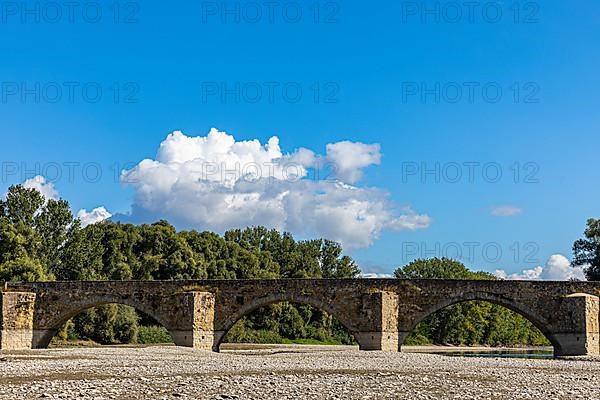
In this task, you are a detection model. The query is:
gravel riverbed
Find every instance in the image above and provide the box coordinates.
[0,345,598,399]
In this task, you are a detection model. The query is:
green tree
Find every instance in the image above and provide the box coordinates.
[71,304,139,344]
[394,257,491,280]
[0,184,77,280]
[33,198,76,275]
[137,221,206,280]
[0,255,49,282]
[182,230,236,279]
[320,240,361,278]
[1,185,45,227]
[573,218,600,280]
[278,303,306,339]
[57,223,106,280]
[0,187,56,282]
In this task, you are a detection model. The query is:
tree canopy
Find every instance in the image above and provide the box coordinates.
[394,257,493,280]
[573,218,600,280]
[0,185,74,282]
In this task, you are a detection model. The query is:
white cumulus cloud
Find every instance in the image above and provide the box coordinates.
[325,141,381,183]
[17,176,112,228]
[358,261,396,278]
[491,205,522,217]
[22,176,59,201]
[120,128,430,249]
[387,211,432,231]
[360,273,394,278]
[494,254,587,281]
[77,207,113,227]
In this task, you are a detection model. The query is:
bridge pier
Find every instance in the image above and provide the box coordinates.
[168,291,217,350]
[0,291,36,351]
[355,291,399,351]
[553,294,600,357]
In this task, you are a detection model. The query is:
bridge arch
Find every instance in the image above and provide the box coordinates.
[33,294,174,349]
[215,292,361,350]
[402,290,559,349]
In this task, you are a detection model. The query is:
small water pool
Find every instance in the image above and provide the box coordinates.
[434,349,554,359]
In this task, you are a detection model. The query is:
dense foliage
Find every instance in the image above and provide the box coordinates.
[394,258,550,346]
[224,302,355,345]
[2,184,577,347]
[573,218,600,280]
[0,185,72,282]
[0,184,360,345]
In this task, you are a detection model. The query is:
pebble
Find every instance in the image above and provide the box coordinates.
[0,345,598,399]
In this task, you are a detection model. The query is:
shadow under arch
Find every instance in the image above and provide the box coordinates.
[214,292,360,351]
[34,294,174,349]
[402,291,559,351]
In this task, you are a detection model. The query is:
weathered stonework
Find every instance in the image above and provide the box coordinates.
[0,291,36,350]
[354,291,399,351]
[2,279,600,357]
[552,294,600,357]
[169,292,216,350]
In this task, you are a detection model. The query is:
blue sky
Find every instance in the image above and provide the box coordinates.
[1,0,599,278]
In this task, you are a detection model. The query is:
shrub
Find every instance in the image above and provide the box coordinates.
[72,304,139,345]
[138,326,173,344]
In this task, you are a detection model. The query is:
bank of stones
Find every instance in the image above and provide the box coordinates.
[0,345,599,399]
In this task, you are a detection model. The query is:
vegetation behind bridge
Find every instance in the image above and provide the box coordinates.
[1,184,594,347]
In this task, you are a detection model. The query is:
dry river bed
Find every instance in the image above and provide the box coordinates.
[0,344,598,399]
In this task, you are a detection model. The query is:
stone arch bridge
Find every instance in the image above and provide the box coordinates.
[1,279,599,357]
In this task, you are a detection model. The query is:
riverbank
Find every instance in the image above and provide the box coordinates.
[49,341,554,353]
[1,345,598,399]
